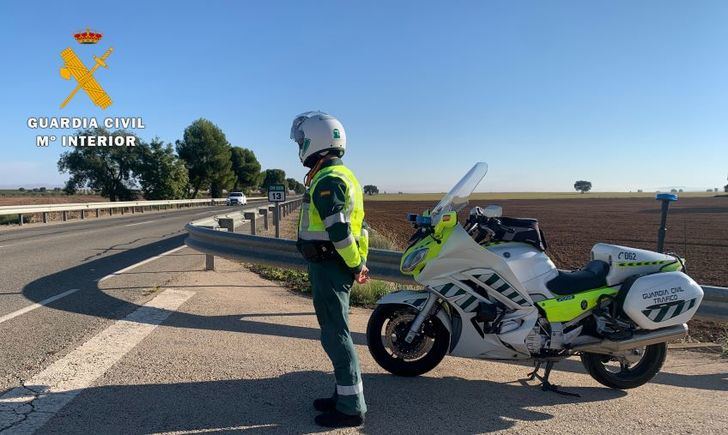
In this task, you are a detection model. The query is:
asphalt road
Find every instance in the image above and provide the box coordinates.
[0,203,726,433]
[0,201,266,395]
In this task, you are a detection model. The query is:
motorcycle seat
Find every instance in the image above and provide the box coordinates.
[546,260,609,295]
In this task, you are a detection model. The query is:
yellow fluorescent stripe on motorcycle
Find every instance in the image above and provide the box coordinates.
[537,286,619,323]
[618,260,672,267]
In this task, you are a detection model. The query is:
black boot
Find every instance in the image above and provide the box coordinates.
[312,397,336,412]
[314,410,364,428]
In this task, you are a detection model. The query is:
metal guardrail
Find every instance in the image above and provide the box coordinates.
[184,207,728,320]
[187,197,307,271]
[696,286,728,320]
[0,197,265,225]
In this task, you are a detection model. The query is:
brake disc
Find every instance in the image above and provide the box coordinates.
[384,312,434,360]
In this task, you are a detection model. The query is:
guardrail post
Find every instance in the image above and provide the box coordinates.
[274,205,280,238]
[80,210,85,220]
[95,209,100,218]
[42,212,48,223]
[205,254,215,271]
[18,214,23,226]
[120,207,124,215]
[140,206,145,213]
[218,218,235,232]
[131,207,136,214]
[259,208,268,230]
[244,212,256,235]
[62,211,68,221]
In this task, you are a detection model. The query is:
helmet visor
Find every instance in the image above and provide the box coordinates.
[290,115,307,147]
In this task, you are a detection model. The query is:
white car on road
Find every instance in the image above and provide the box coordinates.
[226,192,247,206]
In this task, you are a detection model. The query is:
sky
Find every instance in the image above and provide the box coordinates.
[0,1,727,192]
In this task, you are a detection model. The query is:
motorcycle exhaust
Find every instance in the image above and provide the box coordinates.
[573,323,687,354]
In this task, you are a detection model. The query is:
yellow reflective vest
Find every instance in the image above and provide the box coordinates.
[298,161,368,269]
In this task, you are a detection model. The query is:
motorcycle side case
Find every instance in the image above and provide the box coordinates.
[622,271,703,330]
[591,243,681,286]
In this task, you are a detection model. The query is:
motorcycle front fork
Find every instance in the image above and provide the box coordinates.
[404,290,439,343]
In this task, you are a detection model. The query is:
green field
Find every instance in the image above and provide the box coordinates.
[365,191,721,201]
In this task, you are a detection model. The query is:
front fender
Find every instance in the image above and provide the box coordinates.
[375,290,452,335]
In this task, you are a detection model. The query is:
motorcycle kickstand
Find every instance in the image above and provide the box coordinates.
[526,361,581,398]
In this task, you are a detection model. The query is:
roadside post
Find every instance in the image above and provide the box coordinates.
[656,193,678,253]
[268,184,286,238]
[259,208,269,230]
[244,211,257,235]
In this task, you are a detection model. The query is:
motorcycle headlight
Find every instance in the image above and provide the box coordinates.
[401,248,429,273]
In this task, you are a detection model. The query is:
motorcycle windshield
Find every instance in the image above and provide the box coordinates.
[431,162,488,224]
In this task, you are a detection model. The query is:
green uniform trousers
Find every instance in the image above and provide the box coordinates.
[308,259,367,416]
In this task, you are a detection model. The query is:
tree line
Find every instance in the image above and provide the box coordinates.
[58,118,305,201]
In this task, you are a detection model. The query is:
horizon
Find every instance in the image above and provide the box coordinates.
[2,1,727,192]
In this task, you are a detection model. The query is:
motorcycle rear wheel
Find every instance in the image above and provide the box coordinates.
[367,304,450,377]
[580,342,667,389]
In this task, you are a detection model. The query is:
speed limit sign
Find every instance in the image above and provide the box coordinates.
[268,184,286,202]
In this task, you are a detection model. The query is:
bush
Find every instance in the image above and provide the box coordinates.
[248,264,311,294]
[350,280,398,307]
[0,215,19,225]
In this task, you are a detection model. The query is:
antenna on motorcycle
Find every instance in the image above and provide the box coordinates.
[655,193,678,253]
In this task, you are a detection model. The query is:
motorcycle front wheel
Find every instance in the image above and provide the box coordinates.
[580,343,667,389]
[366,304,450,377]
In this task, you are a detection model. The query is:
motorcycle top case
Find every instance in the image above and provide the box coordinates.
[621,271,703,330]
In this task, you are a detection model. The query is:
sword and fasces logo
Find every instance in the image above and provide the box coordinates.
[59,28,113,110]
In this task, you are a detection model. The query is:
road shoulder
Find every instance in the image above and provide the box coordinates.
[35,256,728,434]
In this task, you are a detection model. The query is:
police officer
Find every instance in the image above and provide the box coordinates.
[291,111,369,428]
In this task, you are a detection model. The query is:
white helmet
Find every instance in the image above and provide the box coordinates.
[290,111,346,166]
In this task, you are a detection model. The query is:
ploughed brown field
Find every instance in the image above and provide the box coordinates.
[0,195,106,207]
[365,196,728,287]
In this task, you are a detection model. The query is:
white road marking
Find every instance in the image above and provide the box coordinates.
[153,424,277,434]
[0,289,195,433]
[98,245,186,283]
[0,289,80,325]
[124,220,155,227]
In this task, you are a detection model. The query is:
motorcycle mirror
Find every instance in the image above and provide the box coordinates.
[483,205,502,218]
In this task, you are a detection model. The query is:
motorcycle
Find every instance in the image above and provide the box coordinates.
[366,162,703,393]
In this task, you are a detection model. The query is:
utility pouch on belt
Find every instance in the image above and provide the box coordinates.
[296,240,337,263]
